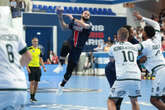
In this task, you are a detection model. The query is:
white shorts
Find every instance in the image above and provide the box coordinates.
[109,80,141,98]
[151,67,165,97]
[0,90,27,110]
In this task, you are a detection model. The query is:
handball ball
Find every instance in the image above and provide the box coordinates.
[56,6,64,14]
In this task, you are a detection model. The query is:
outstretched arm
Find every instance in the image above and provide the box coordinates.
[66,14,92,29]
[133,11,160,31]
[56,7,69,30]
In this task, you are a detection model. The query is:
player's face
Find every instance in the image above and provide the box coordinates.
[142,30,147,41]
[81,11,90,21]
[32,38,38,47]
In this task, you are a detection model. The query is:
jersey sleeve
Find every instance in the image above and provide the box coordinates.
[18,35,27,55]
[69,20,74,30]
[142,17,160,31]
[142,17,162,43]
[139,40,149,56]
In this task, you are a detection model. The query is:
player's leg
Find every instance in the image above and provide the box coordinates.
[105,62,123,110]
[105,62,116,87]
[108,81,126,110]
[150,68,165,109]
[59,41,71,65]
[150,97,165,109]
[60,60,77,87]
[28,67,36,101]
[107,98,117,110]
[130,97,140,110]
[33,81,39,101]
[30,81,35,101]
[128,80,141,110]
[56,48,81,95]
[33,67,41,101]
[54,41,71,73]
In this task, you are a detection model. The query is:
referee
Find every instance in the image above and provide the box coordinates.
[26,37,46,102]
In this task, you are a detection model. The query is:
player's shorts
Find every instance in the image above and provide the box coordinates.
[109,80,141,99]
[28,67,41,81]
[151,67,165,97]
[68,47,82,64]
[0,90,27,110]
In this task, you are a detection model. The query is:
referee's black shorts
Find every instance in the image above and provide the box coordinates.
[28,67,41,81]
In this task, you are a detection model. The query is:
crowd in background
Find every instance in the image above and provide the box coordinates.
[10,0,26,18]
[45,51,59,64]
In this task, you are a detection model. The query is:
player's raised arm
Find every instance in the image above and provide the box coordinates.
[133,11,160,31]
[56,7,69,30]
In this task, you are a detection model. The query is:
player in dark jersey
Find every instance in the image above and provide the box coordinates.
[105,25,140,110]
[54,7,92,95]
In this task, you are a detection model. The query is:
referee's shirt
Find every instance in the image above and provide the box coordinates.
[28,46,42,67]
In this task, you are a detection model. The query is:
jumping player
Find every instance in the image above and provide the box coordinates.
[54,7,92,95]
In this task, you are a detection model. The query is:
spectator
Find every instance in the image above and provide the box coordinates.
[45,58,51,64]
[17,0,26,15]
[49,50,53,62]
[94,44,104,52]
[52,53,59,64]
[104,42,112,52]
[83,52,95,74]
[18,0,26,12]
[10,0,17,18]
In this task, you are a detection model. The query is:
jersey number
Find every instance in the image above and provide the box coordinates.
[122,51,134,62]
[6,44,14,63]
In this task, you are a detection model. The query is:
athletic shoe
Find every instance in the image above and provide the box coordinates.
[53,64,63,73]
[30,98,37,102]
[56,82,64,95]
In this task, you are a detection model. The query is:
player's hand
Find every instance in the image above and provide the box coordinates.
[27,68,31,74]
[65,14,74,20]
[56,6,64,16]
[139,56,147,63]
[133,11,143,21]
[43,67,46,72]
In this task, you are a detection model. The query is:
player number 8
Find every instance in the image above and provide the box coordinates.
[6,44,14,63]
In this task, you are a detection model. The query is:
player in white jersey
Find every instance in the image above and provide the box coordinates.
[0,1,32,109]
[134,11,165,110]
[107,27,141,110]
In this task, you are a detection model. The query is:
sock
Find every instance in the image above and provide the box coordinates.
[30,93,34,99]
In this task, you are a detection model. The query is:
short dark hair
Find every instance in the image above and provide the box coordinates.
[123,25,132,32]
[144,26,155,38]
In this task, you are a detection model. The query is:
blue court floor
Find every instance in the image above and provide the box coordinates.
[23,65,156,110]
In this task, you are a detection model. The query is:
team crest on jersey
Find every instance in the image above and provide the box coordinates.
[32,50,35,52]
